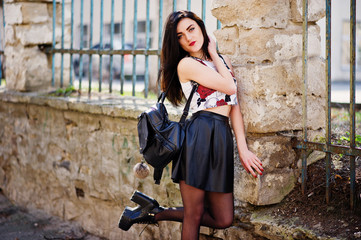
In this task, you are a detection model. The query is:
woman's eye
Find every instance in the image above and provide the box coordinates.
[177,35,182,39]
[189,27,195,32]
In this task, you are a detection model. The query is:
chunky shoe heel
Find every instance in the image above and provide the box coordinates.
[131,190,159,208]
[131,191,165,214]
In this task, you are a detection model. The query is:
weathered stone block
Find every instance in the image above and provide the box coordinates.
[5,2,50,24]
[4,45,26,90]
[271,24,321,62]
[5,25,15,44]
[290,0,325,23]
[212,0,289,29]
[5,0,61,3]
[15,23,53,45]
[219,24,320,65]
[246,135,296,172]
[234,167,296,205]
[238,92,325,133]
[4,3,22,25]
[5,44,52,91]
[21,2,49,24]
[213,26,239,55]
[235,57,325,98]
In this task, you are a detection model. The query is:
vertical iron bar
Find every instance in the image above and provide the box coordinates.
[173,0,177,12]
[144,0,150,98]
[301,0,309,195]
[0,1,4,83]
[60,0,65,88]
[52,0,56,87]
[202,0,206,22]
[120,0,125,94]
[325,0,332,204]
[349,0,356,210]
[0,0,4,83]
[1,1,3,30]
[132,0,138,96]
[109,0,115,93]
[69,0,74,86]
[79,0,84,90]
[187,0,191,10]
[99,0,104,92]
[88,0,94,93]
[158,0,163,93]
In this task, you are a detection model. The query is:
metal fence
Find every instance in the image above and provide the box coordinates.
[296,0,361,210]
[0,0,4,85]
[48,0,219,97]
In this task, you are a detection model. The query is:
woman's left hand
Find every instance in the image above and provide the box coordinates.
[239,149,264,178]
[207,35,218,58]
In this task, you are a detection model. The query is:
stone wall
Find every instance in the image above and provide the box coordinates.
[212,0,325,205]
[4,0,70,91]
[0,91,186,239]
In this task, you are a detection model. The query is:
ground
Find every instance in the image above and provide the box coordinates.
[0,190,105,240]
[270,108,361,240]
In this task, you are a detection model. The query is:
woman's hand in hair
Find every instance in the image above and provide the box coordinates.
[207,35,218,59]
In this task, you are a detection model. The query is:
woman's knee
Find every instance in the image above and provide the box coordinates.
[215,213,234,229]
[184,206,204,222]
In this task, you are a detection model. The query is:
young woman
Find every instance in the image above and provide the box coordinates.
[119,10,263,239]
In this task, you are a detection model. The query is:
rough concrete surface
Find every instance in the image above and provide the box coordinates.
[0,190,104,240]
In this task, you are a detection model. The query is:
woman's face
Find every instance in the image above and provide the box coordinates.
[176,18,204,56]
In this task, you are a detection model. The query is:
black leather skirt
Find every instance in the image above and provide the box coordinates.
[172,110,234,193]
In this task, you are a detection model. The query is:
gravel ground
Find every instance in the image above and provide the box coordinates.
[0,190,105,240]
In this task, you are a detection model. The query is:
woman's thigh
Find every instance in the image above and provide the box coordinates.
[179,181,205,215]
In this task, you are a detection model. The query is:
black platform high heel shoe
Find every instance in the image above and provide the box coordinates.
[118,191,164,231]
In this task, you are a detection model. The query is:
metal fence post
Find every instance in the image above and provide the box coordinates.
[325,0,332,204]
[349,0,356,210]
[301,0,309,195]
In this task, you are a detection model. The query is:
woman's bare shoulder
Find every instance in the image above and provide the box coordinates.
[178,56,198,70]
[177,57,204,82]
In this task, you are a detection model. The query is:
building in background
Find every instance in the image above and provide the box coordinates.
[319,0,361,82]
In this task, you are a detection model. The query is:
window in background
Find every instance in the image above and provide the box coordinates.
[136,20,152,49]
[341,20,361,71]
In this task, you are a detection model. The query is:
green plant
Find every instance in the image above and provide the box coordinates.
[51,85,77,97]
[339,131,361,146]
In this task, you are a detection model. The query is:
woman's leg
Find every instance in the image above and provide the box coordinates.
[202,191,234,228]
[155,181,234,237]
[180,180,206,240]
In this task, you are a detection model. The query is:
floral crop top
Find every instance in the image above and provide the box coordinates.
[180,57,238,113]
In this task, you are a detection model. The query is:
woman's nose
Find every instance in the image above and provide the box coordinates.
[185,33,191,41]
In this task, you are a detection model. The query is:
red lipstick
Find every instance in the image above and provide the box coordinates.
[189,41,196,46]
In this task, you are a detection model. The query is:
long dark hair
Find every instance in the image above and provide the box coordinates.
[159,10,210,106]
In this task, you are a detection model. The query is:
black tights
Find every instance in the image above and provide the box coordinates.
[154,181,234,240]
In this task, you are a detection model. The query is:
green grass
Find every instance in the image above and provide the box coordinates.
[0,79,5,86]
